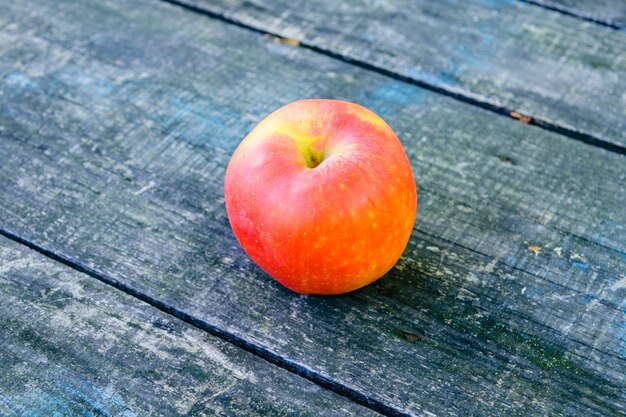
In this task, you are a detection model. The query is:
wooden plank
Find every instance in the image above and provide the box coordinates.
[0,235,377,416]
[1,0,624,415]
[524,0,626,29]
[178,0,626,149]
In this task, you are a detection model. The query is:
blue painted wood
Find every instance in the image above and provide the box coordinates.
[522,0,626,28]
[0,235,376,416]
[178,0,626,149]
[0,0,624,415]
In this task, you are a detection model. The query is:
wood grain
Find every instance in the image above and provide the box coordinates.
[0,0,624,415]
[524,0,626,28]
[0,235,377,416]
[178,0,626,148]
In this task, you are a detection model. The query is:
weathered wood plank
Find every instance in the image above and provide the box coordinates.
[179,0,626,148]
[0,235,377,416]
[0,0,624,416]
[525,0,626,29]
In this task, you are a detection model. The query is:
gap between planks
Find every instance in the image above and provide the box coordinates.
[0,226,406,417]
[160,0,626,157]
[517,0,623,30]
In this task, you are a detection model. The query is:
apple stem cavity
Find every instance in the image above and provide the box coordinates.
[303,146,325,169]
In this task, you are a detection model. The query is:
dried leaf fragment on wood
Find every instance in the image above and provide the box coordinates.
[264,34,301,46]
[511,111,532,124]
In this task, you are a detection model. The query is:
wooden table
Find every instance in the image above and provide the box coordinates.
[1,0,624,415]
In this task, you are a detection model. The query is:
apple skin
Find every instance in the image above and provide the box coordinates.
[224,99,417,295]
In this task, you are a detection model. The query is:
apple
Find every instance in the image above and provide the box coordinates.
[224,99,417,295]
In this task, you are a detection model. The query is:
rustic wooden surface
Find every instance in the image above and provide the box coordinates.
[0,235,376,416]
[178,0,626,150]
[0,0,624,416]
[523,0,626,28]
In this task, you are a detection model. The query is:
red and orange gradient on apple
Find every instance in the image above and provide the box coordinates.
[224,99,417,295]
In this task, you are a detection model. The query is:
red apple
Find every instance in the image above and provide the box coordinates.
[224,99,417,295]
